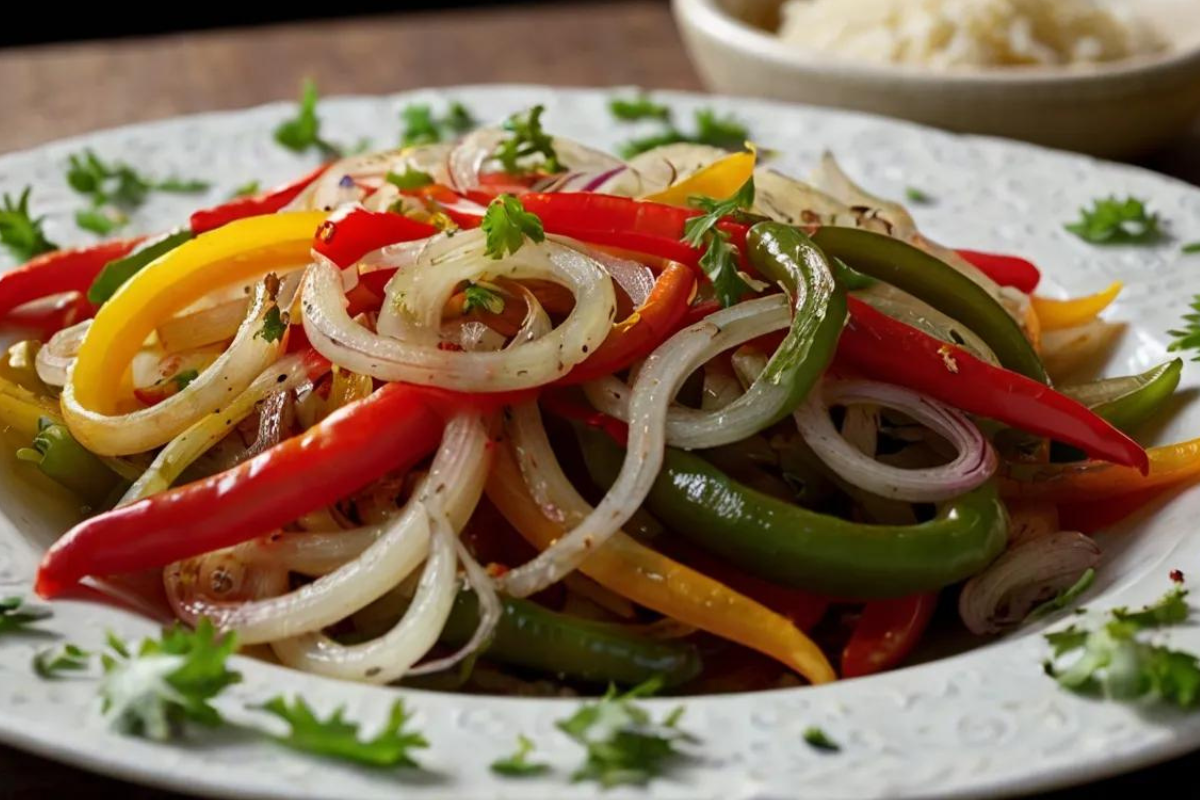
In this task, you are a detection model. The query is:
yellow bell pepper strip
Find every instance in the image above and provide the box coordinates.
[0,375,63,440]
[67,212,326,417]
[642,150,756,207]
[485,438,836,685]
[1031,281,1122,331]
[1002,437,1200,503]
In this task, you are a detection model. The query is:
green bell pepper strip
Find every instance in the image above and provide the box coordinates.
[439,591,702,687]
[811,227,1047,383]
[743,221,847,420]
[580,429,1008,599]
[15,419,124,509]
[86,228,193,306]
[1059,359,1182,433]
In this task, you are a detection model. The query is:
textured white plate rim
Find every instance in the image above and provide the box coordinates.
[2,85,1200,800]
[676,0,1200,89]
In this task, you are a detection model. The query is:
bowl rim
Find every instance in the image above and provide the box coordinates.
[674,0,1200,87]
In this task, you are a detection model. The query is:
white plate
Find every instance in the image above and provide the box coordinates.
[3,86,1200,800]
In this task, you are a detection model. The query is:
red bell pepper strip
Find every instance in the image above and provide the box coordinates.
[841,592,937,678]
[838,297,1148,472]
[4,292,91,339]
[558,260,696,385]
[1056,486,1169,535]
[34,383,500,598]
[955,249,1041,294]
[313,206,439,269]
[189,164,331,235]
[0,238,145,321]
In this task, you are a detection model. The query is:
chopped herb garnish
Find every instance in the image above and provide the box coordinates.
[492,105,563,175]
[230,180,261,199]
[259,696,428,768]
[74,208,126,235]
[491,734,550,777]
[481,194,545,259]
[682,176,756,307]
[618,107,750,158]
[556,677,696,788]
[33,643,91,679]
[1044,583,1200,708]
[1026,568,1097,622]
[0,596,52,636]
[0,187,58,261]
[1065,196,1162,245]
[802,726,840,752]
[172,370,200,391]
[99,619,241,740]
[609,94,671,122]
[66,149,207,235]
[462,281,506,315]
[87,229,193,305]
[274,79,346,159]
[256,305,288,343]
[1184,242,1200,255]
[385,166,435,191]
[400,100,477,147]
[1167,296,1200,361]
[904,186,933,204]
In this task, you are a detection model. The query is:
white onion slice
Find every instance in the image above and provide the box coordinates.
[793,378,997,503]
[959,531,1101,635]
[577,244,655,308]
[157,298,249,354]
[582,295,793,450]
[62,280,284,456]
[208,413,489,646]
[36,320,90,388]
[303,230,615,390]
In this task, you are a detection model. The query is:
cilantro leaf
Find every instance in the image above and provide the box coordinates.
[491,734,550,777]
[75,208,126,235]
[33,643,91,679]
[230,180,261,199]
[0,187,58,261]
[481,195,545,259]
[255,305,288,343]
[905,186,933,204]
[609,94,671,122]
[1184,242,1200,254]
[259,696,428,768]
[1168,296,1200,361]
[556,677,695,788]
[0,596,52,636]
[88,229,192,305]
[172,369,200,391]
[99,618,241,740]
[1044,583,1200,708]
[462,282,506,315]
[400,101,477,147]
[385,166,435,191]
[618,108,750,158]
[492,105,563,175]
[1026,568,1096,622]
[802,726,840,752]
[156,177,211,193]
[274,79,352,158]
[682,176,756,307]
[1065,196,1162,245]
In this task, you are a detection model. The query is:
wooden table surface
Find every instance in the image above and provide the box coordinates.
[1,2,1198,798]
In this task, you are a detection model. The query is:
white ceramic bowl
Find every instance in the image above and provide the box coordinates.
[672,0,1200,158]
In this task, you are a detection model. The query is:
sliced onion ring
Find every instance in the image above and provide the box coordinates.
[793,378,997,503]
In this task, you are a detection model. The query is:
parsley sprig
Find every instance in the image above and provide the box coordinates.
[0,596,52,636]
[400,101,476,147]
[609,94,671,122]
[615,107,750,159]
[481,195,545,259]
[1168,296,1200,361]
[491,734,550,777]
[259,696,428,768]
[33,643,91,679]
[1044,583,1200,707]
[99,619,241,741]
[66,149,208,235]
[682,176,757,307]
[556,677,696,788]
[1065,196,1162,245]
[0,188,58,261]
[274,80,369,158]
[385,165,435,191]
[492,105,563,175]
